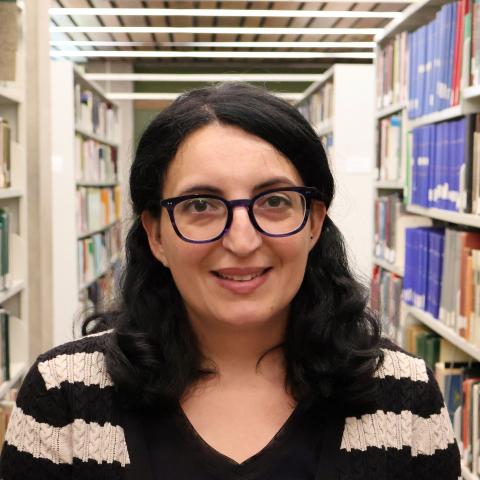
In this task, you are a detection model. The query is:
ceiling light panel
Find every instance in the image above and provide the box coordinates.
[50,50,375,59]
[49,8,401,19]
[50,26,383,35]
[49,40,376,49]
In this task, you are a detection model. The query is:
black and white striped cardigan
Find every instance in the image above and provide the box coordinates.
[0,330,461,479]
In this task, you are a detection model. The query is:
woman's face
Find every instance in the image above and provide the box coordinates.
[142,123,326,332]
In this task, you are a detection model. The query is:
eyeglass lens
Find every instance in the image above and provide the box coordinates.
[172,190,307,241]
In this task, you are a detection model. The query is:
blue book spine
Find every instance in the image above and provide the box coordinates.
[430,15,440,114]
[454,118,466,212]
[403,228,415,305]
[408,32,415,118]
[426,230,436,315]
[427,124,436,208]
[435,231,445,318]
[435,5,447,111]
[412,128,419,205]
[418,25,427,118]
[445,2,458,109]
[421,228,430,310]
[424,22,434,115]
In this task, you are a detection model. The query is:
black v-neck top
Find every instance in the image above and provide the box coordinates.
[122,400,346,480]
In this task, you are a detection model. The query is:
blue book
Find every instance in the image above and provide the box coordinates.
[427,229,445,318]
[424,22,434,115]
[403,228,415,305]
[428,124,436,207]
[418,25,427,118]
[435,5,447,110]
[411,128,419,205]
[431,122,441,208]
[408,32,415,118]
[454,118,466,212]
[430,15,440,114]
[445,2,458,109]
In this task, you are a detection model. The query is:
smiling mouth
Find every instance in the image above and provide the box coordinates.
[212,268,272,282]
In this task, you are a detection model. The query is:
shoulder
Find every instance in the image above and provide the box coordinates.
[339,338,461,478]
[375,337,429,383]
[34,329,114,391]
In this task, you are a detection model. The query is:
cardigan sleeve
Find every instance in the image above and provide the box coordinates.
[0,356,73,479]
[410,363,461,480]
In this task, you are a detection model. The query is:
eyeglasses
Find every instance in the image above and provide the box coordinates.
[160,186,324,244]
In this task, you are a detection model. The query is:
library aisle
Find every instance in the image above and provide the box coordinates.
[2,0,480,478]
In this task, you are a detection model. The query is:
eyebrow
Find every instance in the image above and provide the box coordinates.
[177,176,298,196]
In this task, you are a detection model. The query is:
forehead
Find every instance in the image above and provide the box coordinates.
[163,123,303,197]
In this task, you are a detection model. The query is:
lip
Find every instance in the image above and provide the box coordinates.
[211,267,272,295]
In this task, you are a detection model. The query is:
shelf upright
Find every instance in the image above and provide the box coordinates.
[50,61,121,346]
[297,64,375,281]
[0,1,29,398]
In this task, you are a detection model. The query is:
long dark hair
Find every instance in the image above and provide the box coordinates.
[84,82,383,414]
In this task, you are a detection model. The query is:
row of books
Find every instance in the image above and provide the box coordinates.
[298,81,334,128]
[370,266,402,342]
[377,115,402,182]
[407,0,467,119]
[77,222,122,289]
[76,186,121,235]
[74,83,117,141]
[75,134,118,184]
[374,193,432,266]
[0,119,11,189]
[79,258,121,314]
[375,32,408,110]
[410,115,480,213]
[403,226,480,344]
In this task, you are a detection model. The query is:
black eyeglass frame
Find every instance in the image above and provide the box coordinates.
[159,186,325,244]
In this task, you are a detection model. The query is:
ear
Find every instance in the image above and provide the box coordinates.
[308,201,327,250]
[140,210,170,267]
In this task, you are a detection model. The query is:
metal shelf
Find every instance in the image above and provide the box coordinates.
[373,257,404,277]
[408,105,463,130]
[76,181,119,188]
[75,125,119,148]
[77,220,119,240]
[406,204,480,228]
[375,102,407,119]
[374,180,404,190]
[404,303,480,362]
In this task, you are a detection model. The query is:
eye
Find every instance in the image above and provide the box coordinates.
[257,193,292,209]
[180,198,223,214]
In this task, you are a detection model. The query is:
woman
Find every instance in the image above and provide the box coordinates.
[0,83,460,479]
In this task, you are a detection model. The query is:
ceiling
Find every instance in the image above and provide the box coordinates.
[49,0,412,74]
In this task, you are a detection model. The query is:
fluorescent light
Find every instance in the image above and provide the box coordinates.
[50,26,382,35]
[49,7,401,19]
[51,50,376,59]
[85,73,327,82]
[107,92,303,101]
[50,40,376,49]
[143,0,416,2]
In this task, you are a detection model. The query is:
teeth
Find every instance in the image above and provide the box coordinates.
[217,271,264,282]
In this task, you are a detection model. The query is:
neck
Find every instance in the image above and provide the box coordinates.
[189,314,288,382]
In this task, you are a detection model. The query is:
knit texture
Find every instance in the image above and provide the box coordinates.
[0,333,461,479]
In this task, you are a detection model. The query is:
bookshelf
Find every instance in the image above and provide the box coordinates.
[51,61,122,346]
[374,0,480,476]
[0,1,29,401]
[297,64,374,280]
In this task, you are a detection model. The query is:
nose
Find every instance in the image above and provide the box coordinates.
[221,206,262,256]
